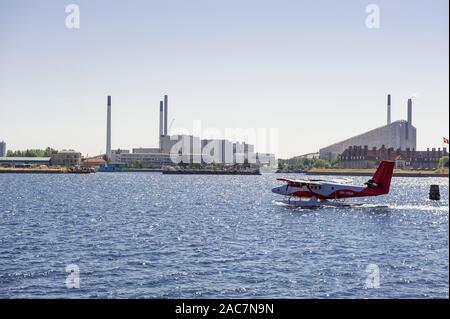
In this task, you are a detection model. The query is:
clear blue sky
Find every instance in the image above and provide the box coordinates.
[0,0,448,158]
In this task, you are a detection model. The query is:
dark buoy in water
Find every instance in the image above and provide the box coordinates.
[429,185,440,200]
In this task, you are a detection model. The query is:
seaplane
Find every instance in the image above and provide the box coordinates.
[272,161,395,208]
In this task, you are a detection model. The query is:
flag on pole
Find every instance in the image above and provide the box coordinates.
[444,137,449,144]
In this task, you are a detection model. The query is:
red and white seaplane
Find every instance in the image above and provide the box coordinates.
[272,161,395,208]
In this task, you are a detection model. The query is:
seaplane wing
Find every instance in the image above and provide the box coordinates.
[276,178,323,186]
[276,177,351,187]
[308,177,354,185]
[329,177,353,185]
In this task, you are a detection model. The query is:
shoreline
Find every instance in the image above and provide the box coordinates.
[0,169,65,174]
[304,170,449,178]
[162,170,261,175]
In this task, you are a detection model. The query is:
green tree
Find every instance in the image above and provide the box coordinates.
[312,159,331,168]
[438,156,449,168]
[7,147,58,157]
[132,160,143,168]
[43,147,58,157]
[191,163,202,169]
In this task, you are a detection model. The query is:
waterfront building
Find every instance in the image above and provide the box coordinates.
[111,148,172,168]
[0,157,51,167]
[50,150,82,167]
[232,142,256,164]
[201,139,233,164]
[115,152,172,168]
[82,156,106,168]
[256,153,277,166]
[340,145,448,170]
[110,149,130,163]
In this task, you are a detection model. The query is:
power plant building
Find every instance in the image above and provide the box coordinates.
[105,94,274,168]
[320,96,417,160]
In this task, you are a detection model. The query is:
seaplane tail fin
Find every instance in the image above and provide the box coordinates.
[370,161,395,194]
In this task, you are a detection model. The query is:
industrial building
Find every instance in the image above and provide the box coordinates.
[0,141,6,157]
[106,94,275,168]
[320,95,417,160]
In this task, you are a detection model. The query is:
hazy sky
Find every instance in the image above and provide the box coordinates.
[0,0,448,158]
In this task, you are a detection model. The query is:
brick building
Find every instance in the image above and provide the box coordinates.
[340,145,448,170]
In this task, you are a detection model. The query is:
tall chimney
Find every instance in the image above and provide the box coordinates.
[159,100,164,148]
[406,98,412,139]
[407,98,412,126]
[164,95,168,136]
[387,94,391,125]
[106,95,112,160]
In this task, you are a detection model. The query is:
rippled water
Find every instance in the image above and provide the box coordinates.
[0,173,448,298]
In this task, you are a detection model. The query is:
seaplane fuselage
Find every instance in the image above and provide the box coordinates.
[272,161,395,200]
[273,181,378,199]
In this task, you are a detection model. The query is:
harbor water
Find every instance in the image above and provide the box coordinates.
[0,173,448,298]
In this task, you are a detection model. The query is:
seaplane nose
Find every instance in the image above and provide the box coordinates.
[272,186,283,194]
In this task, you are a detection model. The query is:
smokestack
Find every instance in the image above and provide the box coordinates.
[164,95,168,136]
[406,98,412,139]
[106,95,112,160]
[159,100,164,148]
[387,94,391,125]
[407,98,412,126]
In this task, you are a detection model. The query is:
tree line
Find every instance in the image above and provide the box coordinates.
[7,147,58,158]
[278,156,339,170]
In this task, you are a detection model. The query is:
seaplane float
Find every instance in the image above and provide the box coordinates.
[272,161,395,208]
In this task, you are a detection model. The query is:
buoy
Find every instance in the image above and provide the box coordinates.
[429,185,440,200]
